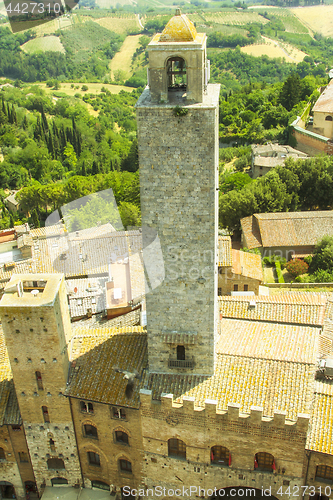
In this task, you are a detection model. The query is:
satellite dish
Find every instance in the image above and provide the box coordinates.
[31,290,39,297]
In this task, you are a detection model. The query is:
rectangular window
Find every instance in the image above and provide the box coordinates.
[218,287,222,296]
[233,284,238,291]
[19,452,28,463]
[112,408,126,419]
[42,406,50,423]
[244,284,248,291]
[50,439,56,452]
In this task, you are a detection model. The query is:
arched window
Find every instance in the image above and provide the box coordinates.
[115,431,129,444]
[211,446,230,466]
[92,481,109,490]
[0,448,5,460]
[168,438,186,459]
[42,406,50,423]
[35,371,43,391]
[47,458,65,470]
[119,459,132,472]
[325,116,333,121]
[254,452,275,471]
[80,401,94,413]
[87,451,100,466]
[51,478,68,486]
[167,57,186,90]
[177,345,185,361]
[49,439,55,452]
[83,424,98,439]
[316,465,333,481]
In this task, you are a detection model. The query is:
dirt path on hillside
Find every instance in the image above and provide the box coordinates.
[109,34,142,81]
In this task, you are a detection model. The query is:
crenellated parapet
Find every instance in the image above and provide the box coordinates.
[140,389,310,435]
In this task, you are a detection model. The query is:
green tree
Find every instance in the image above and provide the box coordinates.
[32,208,40,228]
[310,236,333,274]
[279,73,301,111]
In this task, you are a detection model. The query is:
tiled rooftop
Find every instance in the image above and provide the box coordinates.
[241,211,333,249]
[148,356,314,421]
[313,80,333,113]
[218,236,232,267]
[66,327,147,408]
[218,318,319,364]
[219,293,327,326]
[307,380,333,454]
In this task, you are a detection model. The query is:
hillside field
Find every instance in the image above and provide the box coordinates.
[290,5,333,37]
[21,35,65,53]
[241,36,307,63]
[109,34,142,80]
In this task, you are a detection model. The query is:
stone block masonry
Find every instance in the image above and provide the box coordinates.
[136,85,220,376]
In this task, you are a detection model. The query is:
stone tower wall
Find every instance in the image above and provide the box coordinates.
[137,85,220,376]
[0,275,82,490]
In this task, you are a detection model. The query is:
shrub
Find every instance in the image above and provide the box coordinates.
[286,258,309,278]
[275,261,285,283]
[81,85,88,91]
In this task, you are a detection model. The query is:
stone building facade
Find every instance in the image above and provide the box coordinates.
[1,12,333,500]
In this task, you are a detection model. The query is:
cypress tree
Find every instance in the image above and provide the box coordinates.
[41,106,49,132]
[82,162,86,176]
[9,213,14,229]
[32,209,40,228]
[11,104,17,126]
[22,115,28,130]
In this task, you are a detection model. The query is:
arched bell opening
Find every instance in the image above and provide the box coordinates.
[167,57,187,94]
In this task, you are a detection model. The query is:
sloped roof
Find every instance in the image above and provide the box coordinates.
[218,318,319,364]
[231,249,263,281]
[241,211,333,249]
[218,236,232,267]
[219,293,327,326]
[313,80,333,113]
[148,316,316,420]
[66,327,147,409]
[241,215,262,249]
[307,380,333,454]
[159,12,197,42]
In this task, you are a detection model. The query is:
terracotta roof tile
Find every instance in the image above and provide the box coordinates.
[240,216,262,249]
[307,380,333,454]
[218,318,319,363]
[66,327,147,408]
[218,236,232,267]
[219,293,327,326]
[241,211,333,249]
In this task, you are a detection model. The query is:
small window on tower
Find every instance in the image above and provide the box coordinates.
[42,406,50,423]
[19,451,29,463]
[50,439,56,452]
[177,345,185,361]
[36,371,43,391]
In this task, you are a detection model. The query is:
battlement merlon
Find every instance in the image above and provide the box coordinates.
[140,390,310,431]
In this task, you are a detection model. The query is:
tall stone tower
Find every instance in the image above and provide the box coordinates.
[0,274,81,490]
[137,11,220,375]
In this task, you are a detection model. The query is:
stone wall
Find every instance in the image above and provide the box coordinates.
[139,390,309,500]
[0,425,25,500]
[218,270,260,295]
[136,85,220,376]
[70,398,144,493]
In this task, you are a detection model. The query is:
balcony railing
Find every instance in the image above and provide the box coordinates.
[168,357,195,369]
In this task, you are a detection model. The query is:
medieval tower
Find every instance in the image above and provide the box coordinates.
[136,11,220,375]
[0,274,81,489]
